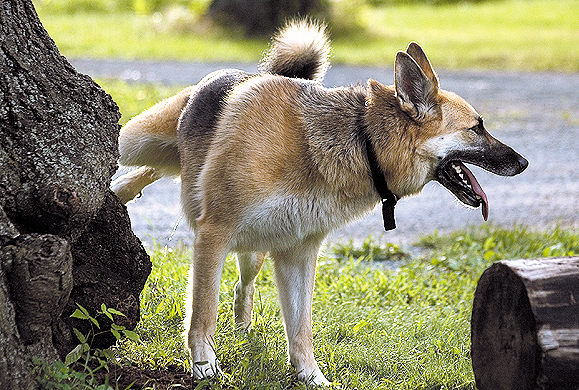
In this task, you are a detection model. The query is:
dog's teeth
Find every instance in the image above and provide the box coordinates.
[451,163,472,187]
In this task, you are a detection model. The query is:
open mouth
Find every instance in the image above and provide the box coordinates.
[435,160,489,221]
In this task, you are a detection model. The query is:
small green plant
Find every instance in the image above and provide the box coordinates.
[67,303,139,367]
[32,358,116,390]
[32,304,139,390]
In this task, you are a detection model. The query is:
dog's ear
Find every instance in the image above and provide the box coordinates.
[394,50,440,121]
[406,42,439,89]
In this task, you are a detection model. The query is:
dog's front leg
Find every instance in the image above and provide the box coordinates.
[271,236,330,386]
[185,225,229,380]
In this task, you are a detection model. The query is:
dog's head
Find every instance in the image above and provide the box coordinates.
[368,43,528,220]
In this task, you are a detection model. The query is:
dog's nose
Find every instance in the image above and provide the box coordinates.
[516,154,529,173]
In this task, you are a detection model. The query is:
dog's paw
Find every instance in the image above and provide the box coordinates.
[110,175,140,204]
[192,359,221,381]
[297,366,330,386]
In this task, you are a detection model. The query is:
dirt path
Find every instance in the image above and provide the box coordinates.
[72,59,579,249]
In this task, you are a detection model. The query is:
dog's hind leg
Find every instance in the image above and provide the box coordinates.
[111,166,163,204]
[271,235,330,386]
[234,252,266,331]
[185,224,230,380]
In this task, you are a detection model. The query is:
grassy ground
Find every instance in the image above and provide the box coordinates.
[342,0,579,70]
[33,224,579,389]
[36,0,579,71]
[97,79,183,125]
[94,224,577,389]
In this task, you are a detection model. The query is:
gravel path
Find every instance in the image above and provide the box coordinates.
[71,59,579,249]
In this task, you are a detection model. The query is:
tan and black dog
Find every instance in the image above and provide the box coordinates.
[112,19,527,385]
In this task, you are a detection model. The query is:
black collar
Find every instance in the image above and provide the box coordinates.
[364,137,398,231]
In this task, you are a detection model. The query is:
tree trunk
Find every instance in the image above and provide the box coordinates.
[471,257,579,390]
[0,0,151,387]
[209,0,328,36]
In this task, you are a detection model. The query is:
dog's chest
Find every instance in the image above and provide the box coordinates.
[230,190,376,252]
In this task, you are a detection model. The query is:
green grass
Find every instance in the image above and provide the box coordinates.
[105,224,578,389]
[36,0,579,71]
[337,0,579,70]
[96,79,184,125]
[37,11,266,62]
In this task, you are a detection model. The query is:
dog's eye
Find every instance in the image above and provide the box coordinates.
[468,125,481,133]
[468,118,484,135]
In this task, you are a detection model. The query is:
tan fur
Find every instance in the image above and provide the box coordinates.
[119,86,194,174]
[112,85,194,203]
[260,18,330,83]
[112,22,527,386]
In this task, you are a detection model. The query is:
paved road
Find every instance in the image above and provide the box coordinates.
[71,59,579,249]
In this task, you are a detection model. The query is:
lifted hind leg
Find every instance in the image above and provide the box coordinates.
[234,252,265,330]
[111,166,163,204]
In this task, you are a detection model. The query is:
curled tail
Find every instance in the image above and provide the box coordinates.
[260,19,331,82]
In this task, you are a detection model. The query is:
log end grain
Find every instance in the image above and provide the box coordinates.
[471,262,541,390]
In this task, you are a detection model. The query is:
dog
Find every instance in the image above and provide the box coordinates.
[111,19,528,385]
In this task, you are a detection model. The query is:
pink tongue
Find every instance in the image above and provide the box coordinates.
[459,163,489,221]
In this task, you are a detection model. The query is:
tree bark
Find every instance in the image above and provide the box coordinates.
[0,0,151,387]
[209,0,328,36]
[471,257,579,390]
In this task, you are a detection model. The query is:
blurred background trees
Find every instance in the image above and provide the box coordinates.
[34,0,494,36]
[208,0,328,36]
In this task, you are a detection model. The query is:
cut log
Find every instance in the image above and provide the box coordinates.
[471,257,579,390]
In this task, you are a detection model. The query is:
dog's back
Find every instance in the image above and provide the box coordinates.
[112,20,330,204]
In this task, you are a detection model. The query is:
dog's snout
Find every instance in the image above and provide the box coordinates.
[501,150,528,176]
[516,154,529,173]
